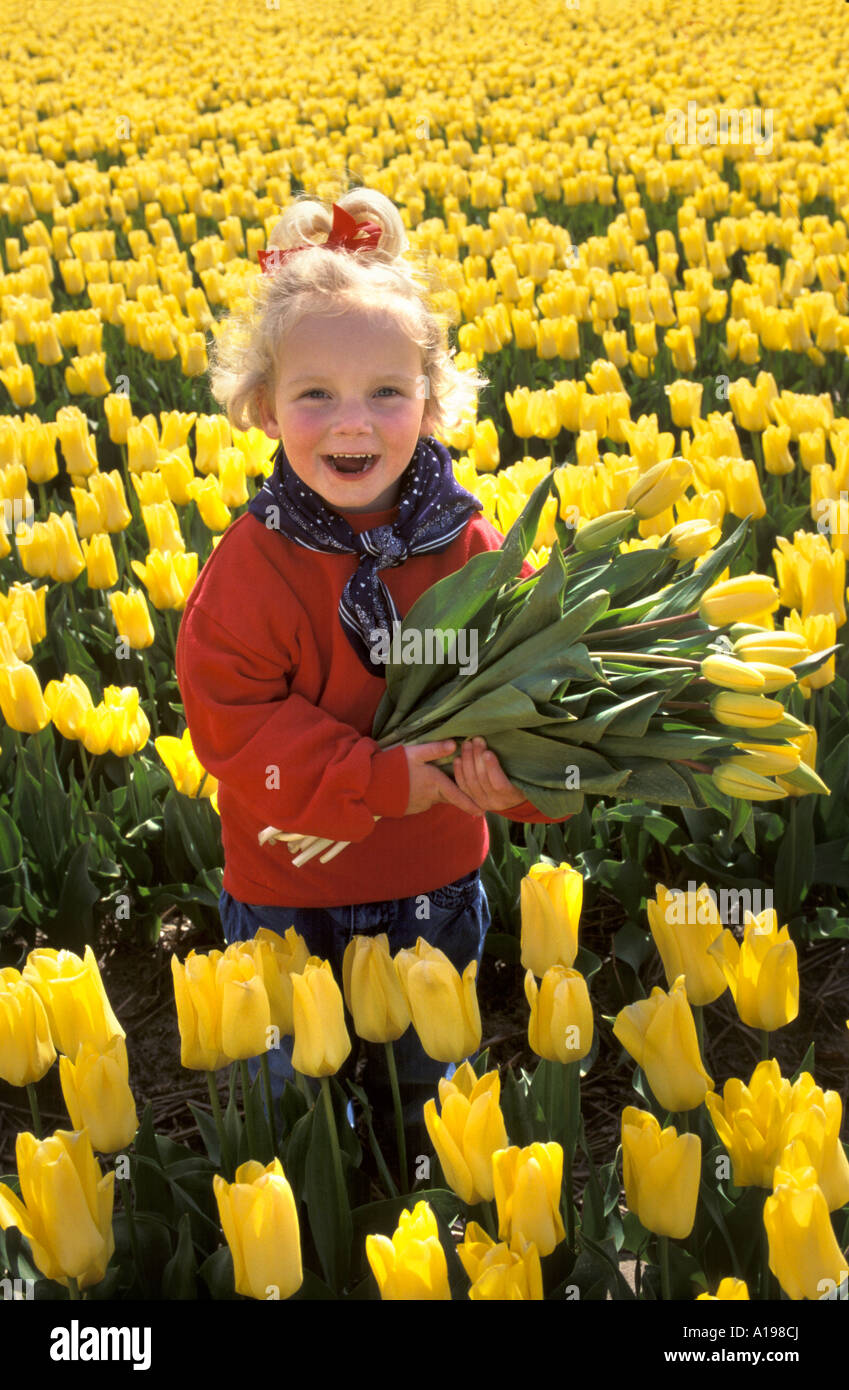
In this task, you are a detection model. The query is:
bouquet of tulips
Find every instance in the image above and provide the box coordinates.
[261,465,835,865]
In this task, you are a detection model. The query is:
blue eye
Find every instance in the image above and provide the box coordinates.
[300,387,400,398]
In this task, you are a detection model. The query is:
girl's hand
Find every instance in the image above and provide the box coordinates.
[453,737,526,813]
[403,741,482,817]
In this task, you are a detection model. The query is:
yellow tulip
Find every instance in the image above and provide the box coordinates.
[492,1142,566,1256]
[697,1277,750,1300]
[646,883,726,1006]
[23,945,124,1057]
[699,574,780,625]
[394,938,481,1064]
[700,653,765,692]
[98,686,150,757]
[665,381,703,428]
[160,411,197,451]
[0,967,56,1086]
[70,352,111,396]
[781,1075,849,1212]
[525,965,593,1062]
[109,588,156,649]
[458,1223,543,1300]
[171,951,230,1071]
[187,475,232,531]
[44,673,95,740]
[59,1036,138,1153]
[142,500,185,555]
[89,470,133,532]
[214,1158,302,1300]
[423,1062,508,1205]
[341,933,410,1044]
[573,510,634,552]
[250,927,310,1037]
[705,1059,794,1187]
[366,1200,451,1300]
[470,418,500,472]
[155,727,217,798]
[45,511,86,583]
[711,761,788,801]
[103,393,133,445]
[764,1160,846,1301]
[621,1106,701,1239]
[291,957,351,1077]
[71,485,105,539]
[0,364,36,407]
[22,421,58,483]
[708,910,799,1031]
[666,518,721,560]
[0,660,51,733]
[131,548,198,610]
[0,1129,115,1289]
[624,457,693,519]
[613,975,713,1112]
[81,533,118,589]
[519,860,582,977]
[179,332,208,376]
[762,423,795,475]
[727,742,801,777]
[709,692,786,728]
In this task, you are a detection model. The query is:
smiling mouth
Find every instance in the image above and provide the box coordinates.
[323,453,380,475]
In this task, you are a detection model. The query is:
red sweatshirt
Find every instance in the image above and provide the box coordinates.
[175,499,567,907]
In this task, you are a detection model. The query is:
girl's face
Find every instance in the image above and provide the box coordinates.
[258,307,432,513]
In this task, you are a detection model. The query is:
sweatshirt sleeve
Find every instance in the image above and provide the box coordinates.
[175,600,410,842]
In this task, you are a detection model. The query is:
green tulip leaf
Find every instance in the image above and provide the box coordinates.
[161,1212,198,1300]
[198,1244,237,1300]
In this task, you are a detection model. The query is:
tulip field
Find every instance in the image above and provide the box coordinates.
[2,0,849,1328]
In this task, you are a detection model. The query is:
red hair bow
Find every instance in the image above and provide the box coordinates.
[258,203,383,274]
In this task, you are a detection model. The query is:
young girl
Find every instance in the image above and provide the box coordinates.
[175,185,567,1129]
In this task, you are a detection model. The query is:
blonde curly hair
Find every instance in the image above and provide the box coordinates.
[207,184,489,440]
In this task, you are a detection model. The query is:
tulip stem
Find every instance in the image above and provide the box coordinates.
[260,1053,277,1153]
[26,1082,42,1139]
[383,1041,408,1192]
[139,659,161,739]
[117,528,133,583]
[760,1029,770,1061]
[68,1276,81,1301]
[588,651,702,668]
[564,1061,579,1252]
[206,1071,234,1179]
[320,1076,352,1291]
[760,1206,773,1300]
[78,746,96,812]
[659,1235,671,1301]
[587,611,702,642]
[31,732,59,864]
[163,608,179,665]
[65,579,80,631]
[693,1005,705,1064]
[120,1175,149,1299]
[240,1060,261,1159]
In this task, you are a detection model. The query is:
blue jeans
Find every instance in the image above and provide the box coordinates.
[218,869,490,1136]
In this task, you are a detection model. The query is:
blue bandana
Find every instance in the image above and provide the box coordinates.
[247,435,483,676]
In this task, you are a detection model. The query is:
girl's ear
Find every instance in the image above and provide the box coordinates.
[256,385,281,439]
